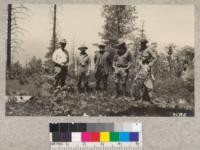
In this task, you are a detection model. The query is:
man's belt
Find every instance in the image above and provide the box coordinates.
[116,65,128,68]
[54,63,67,68]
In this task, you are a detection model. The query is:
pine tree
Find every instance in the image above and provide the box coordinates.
[7,4,28,78]
[99,5,138,46]
[7,4,12,75]
[45,4,60,73]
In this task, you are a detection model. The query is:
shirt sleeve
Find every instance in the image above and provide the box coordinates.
[88,56,91,71]
[148,49,158,67]
[127,51,133,62]
[112,55,118,67]
[52,51,58,64]
[65,50,69,64]
[94,52,97,64]
[127,51,133,68]
[106,52,112,66]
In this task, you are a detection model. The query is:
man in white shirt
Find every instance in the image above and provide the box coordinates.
[52,39,69,87]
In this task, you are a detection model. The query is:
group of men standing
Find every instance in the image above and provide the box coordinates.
[52,38,157,101]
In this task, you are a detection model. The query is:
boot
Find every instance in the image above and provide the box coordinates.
[103,90,108,97]
[112,83,120,98]
[94,90,99,98]
[122,84,128,100]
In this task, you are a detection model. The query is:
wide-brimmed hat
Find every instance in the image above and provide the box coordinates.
[116,38,126,48]
[117,41,126,49]
[60,39,67,44]
[98,44,105,49]
[78,44,88,50]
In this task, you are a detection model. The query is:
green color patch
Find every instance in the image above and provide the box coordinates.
[110,132,119,142]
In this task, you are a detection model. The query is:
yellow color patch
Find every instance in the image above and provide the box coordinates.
[100,132,110,142]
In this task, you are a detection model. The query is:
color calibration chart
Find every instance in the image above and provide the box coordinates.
[49,122,142,150]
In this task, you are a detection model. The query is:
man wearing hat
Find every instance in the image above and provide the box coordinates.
[112,41,133,98]
[133,39,158,102]
[94,44,111,95]
[52,39,69,87]
[76,44,91,93]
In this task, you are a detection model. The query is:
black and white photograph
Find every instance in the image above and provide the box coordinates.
[5,4,194,116]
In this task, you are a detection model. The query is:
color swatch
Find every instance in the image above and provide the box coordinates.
[49,123,142,143]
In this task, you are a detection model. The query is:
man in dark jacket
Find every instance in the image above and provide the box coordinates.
[94,44,111,95]
[133,39,158,102]
[112,41,133,98]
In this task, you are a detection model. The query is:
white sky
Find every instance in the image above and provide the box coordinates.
[13,4,194,64]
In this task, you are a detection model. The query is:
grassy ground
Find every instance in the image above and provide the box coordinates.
[5,74,194,116]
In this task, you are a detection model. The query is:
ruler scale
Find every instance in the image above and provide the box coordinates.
[49,123,142,150]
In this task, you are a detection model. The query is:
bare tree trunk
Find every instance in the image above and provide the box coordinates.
[72,36,75,76]
[7,4,12,78]
[167,56,172,72]
[51,4,57,72]
[116,6,120,41]
[134,42,138,70]
[52,4,57,53]
[141,21,145,39]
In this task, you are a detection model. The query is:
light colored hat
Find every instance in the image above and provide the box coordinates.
[78,44,88,50]
[117,42,126,48]
[117,39,126,48]
[60,39,67,44]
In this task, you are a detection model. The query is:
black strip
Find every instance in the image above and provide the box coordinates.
[52,132,61,142]
[77,123,87,132]
[69,123,78,132]
[49,123,59,132]
[59,123,69,132]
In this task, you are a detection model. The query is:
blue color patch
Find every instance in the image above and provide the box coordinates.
[130,132,139,142]
[119,132,130,141]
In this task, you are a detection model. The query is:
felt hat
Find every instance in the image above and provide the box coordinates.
[116,38,126,48]
[98,44,106,49]
[60,39,67,44]
[117,41,126,49]
[78,44,88,50]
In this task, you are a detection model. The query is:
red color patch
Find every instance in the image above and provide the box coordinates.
[90,132,100,142]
